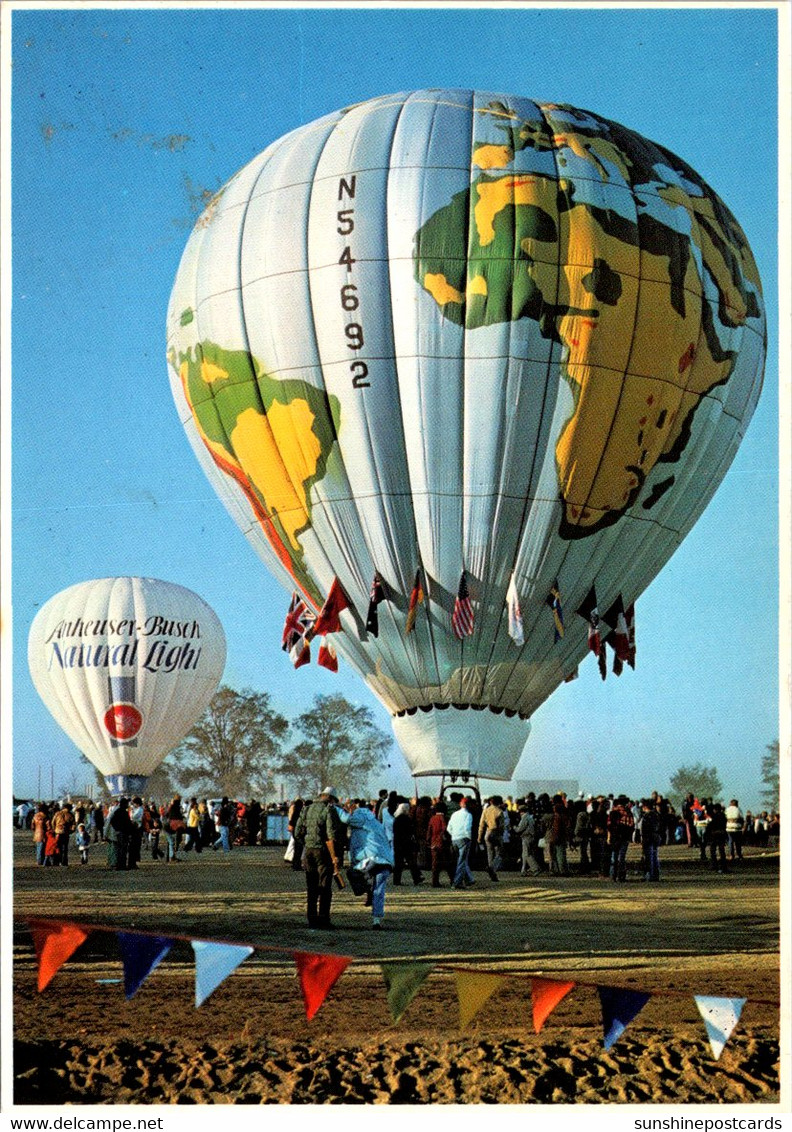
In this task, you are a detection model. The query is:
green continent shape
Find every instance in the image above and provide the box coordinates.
[175,340,339,596]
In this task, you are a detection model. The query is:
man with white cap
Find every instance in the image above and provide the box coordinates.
[294,787,344,929]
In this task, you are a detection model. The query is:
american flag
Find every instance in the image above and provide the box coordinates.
[281,593,315,653]
[452,571,474,639]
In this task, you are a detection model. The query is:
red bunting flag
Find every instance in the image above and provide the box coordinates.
[293,951,353,1020]
[30,919,89,992]
[532,977,576,1034]
[313,577,350,636]
[576,585,602,655]
[603,594,631,674]
[576,584,607,678]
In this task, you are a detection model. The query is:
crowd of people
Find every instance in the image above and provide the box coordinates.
[21,795,286,869]
[19,789,780,911]
[283,787,781,931]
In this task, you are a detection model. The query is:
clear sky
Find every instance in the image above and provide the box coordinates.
[5,3,782,811]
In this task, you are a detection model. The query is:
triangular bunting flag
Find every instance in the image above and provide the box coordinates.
[625,602,636,669]
[381,961,434,1023]
[118,932,174,999]
[30,919,89,992]
[294,951,353,1021]
[694,995,746,1060]
[576,585,602,654]
[192,940,254,1008]
[603,595,631,664]
[532,977,575,1034]
[598,986,651,1049]
[454,971,505,1029]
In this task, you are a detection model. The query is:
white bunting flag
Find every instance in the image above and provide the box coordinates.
[192,940,254,1008]
[694,995,746,1060]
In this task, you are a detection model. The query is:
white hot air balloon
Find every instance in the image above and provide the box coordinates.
[166,89,765,782]
[28,578,226,795]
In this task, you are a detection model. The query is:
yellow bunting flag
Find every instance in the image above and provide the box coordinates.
[454,970,505,1029]
[532,977,576,1034]
[30,919,89,992]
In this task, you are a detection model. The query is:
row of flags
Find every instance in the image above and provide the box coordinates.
[282,570,636,679]
[281,579,349,670]
[576,585,637,679]
[28,917,755,1060]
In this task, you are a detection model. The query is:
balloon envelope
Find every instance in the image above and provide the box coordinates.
[167,89,765,781]
[28,578,226,795]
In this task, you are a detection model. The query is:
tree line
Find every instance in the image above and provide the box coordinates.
[668,741,780,811]
[150,687,392,801]
[73,686,779,811]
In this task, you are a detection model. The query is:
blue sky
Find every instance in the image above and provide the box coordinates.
[6,4,781,810]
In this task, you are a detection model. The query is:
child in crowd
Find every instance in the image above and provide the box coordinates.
[44,822,59,866]
[76,823,91,865]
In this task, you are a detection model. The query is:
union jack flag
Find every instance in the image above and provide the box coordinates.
[452,571,474,640]
[281,593,315,653]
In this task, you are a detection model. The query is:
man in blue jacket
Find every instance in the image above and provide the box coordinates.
[335,799,395,929]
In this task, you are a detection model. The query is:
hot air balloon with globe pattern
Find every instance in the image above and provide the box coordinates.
[166,89,765,782]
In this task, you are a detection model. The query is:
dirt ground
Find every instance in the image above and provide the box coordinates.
[11,833,782,1105]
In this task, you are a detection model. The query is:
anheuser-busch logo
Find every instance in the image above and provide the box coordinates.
[103,703,143,741]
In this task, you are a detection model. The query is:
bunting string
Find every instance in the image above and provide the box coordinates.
[19,917,777,1060]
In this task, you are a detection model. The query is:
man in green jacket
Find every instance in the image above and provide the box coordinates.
[294,787,343,929]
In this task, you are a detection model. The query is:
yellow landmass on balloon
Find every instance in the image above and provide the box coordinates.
[201,359,230,384]
[472,144,513,170]
[230,402,321,550]
[467,171,735,530]
[423,272,488,306]
[468,275,488,297]
[424,272,465,306]
[474,176,542,246]
[550,131,631,182]
[658,184,762,321]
